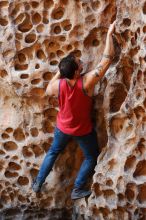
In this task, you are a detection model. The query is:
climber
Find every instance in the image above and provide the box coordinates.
[32,21,116,199]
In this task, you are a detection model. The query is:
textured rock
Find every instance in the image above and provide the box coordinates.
[0,0,145,219]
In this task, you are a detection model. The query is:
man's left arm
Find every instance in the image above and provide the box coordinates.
[46,71,61,97]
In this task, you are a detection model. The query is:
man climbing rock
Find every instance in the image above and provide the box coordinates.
[32,21,116,199]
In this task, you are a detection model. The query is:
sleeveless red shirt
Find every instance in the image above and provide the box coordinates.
[57,77,93,136]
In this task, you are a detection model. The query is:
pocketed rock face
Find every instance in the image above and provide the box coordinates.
[0,0,145,219]
[73,1,146,220]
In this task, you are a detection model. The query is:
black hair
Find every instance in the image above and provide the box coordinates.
[59,53,78,79]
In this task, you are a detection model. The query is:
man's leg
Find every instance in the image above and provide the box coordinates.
[71,129,99,199]
[32,127,71,192]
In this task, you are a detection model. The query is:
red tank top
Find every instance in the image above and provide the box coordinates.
[57,77,93,136]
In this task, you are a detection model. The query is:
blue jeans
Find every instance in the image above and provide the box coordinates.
[36,127,99,188]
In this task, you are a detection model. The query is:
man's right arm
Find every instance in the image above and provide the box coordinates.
[83,21,116,95]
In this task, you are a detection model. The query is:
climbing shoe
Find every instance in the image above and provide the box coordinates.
[71,188,91,200]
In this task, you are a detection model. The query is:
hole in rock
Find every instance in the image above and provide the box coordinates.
[31,78,41,85]
[91,1,100,10]
[30,168,39,179]
[92,39,99,46]
[49,52,56,59]
[36,24,44,33]
[36,49,46,60]
[125,183,136,202]
[43,71,52,80]
[43,120,54,133]
[137,70,143,82]
[31,144,44,157]
[56,50,64,57]
[14,13,25,25]
[5,171,19,178]
[31,1,39,8]
[92,183,102,197]
[72,49,81,57]
[143,26,146,33]
[124,155,136,171]
[103,189,116,199]
[1,193,11,204]
[25,3,30,11]
[25,33,36,43]
[48,97,58,107]
[42,142,50,152]
[0,69,8,78]
[99,207,110,218]
[35,64,40,69]
[0,150,5,155]
[30,127,39,137]
[133,160,146,178]
[15,64,28,71]
[131,37,136,46]
[1,133,9,139]
[122,18,131,26]
[30,88,45,97]
[18,53,26,63]
[8,162,21,171]
[4,141,18,151]
[0,2,8,7]
[43,17,49,24]
[18,194,26,203]
[22,146,33,157]
[64,24,72,31]
[59,36,66,41]
[44,108,58,117]
[17,176,29,186]
[13,128,25,141]
[106,179,113,186]
[18,14,33,32]
[118,193,125,202]
[50,60,58,65]
[32,12,41,24]
[144,98,146,108]
[60,0,68,4]
[20,74,29,79]
[121,29,131,42]
[143,2,146,14]
[137,184,146,203]
[110,83,127,112]
[129,46,140,57]
[108,159,117,171]
[110,116,126,137]
[5,127,13,133]
[52,7,64,20]
[54,26,61,34]
[11,155,19,160]
[44,0,54,8]
[0,18,8,26]
[134,106,145,119]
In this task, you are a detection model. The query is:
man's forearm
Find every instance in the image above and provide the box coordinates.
[102,33,114,61]
[50,71,61,84]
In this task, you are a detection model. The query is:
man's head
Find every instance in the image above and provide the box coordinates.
[59,53,83,79]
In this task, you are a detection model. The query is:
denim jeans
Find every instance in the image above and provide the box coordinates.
[36,127,99,188]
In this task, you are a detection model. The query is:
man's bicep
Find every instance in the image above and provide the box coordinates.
[46,80,59,97]
[83,68,102,90]
[84,60,110,89]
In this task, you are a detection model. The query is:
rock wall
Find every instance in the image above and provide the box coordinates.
[0,0,145,219]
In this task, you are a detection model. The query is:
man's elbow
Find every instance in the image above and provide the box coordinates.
[46,85,53,96]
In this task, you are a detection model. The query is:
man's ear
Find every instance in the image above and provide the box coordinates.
[74,70,79,79]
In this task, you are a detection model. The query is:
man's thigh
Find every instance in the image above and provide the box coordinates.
[50,127,71,153]
[74,129,99,159]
